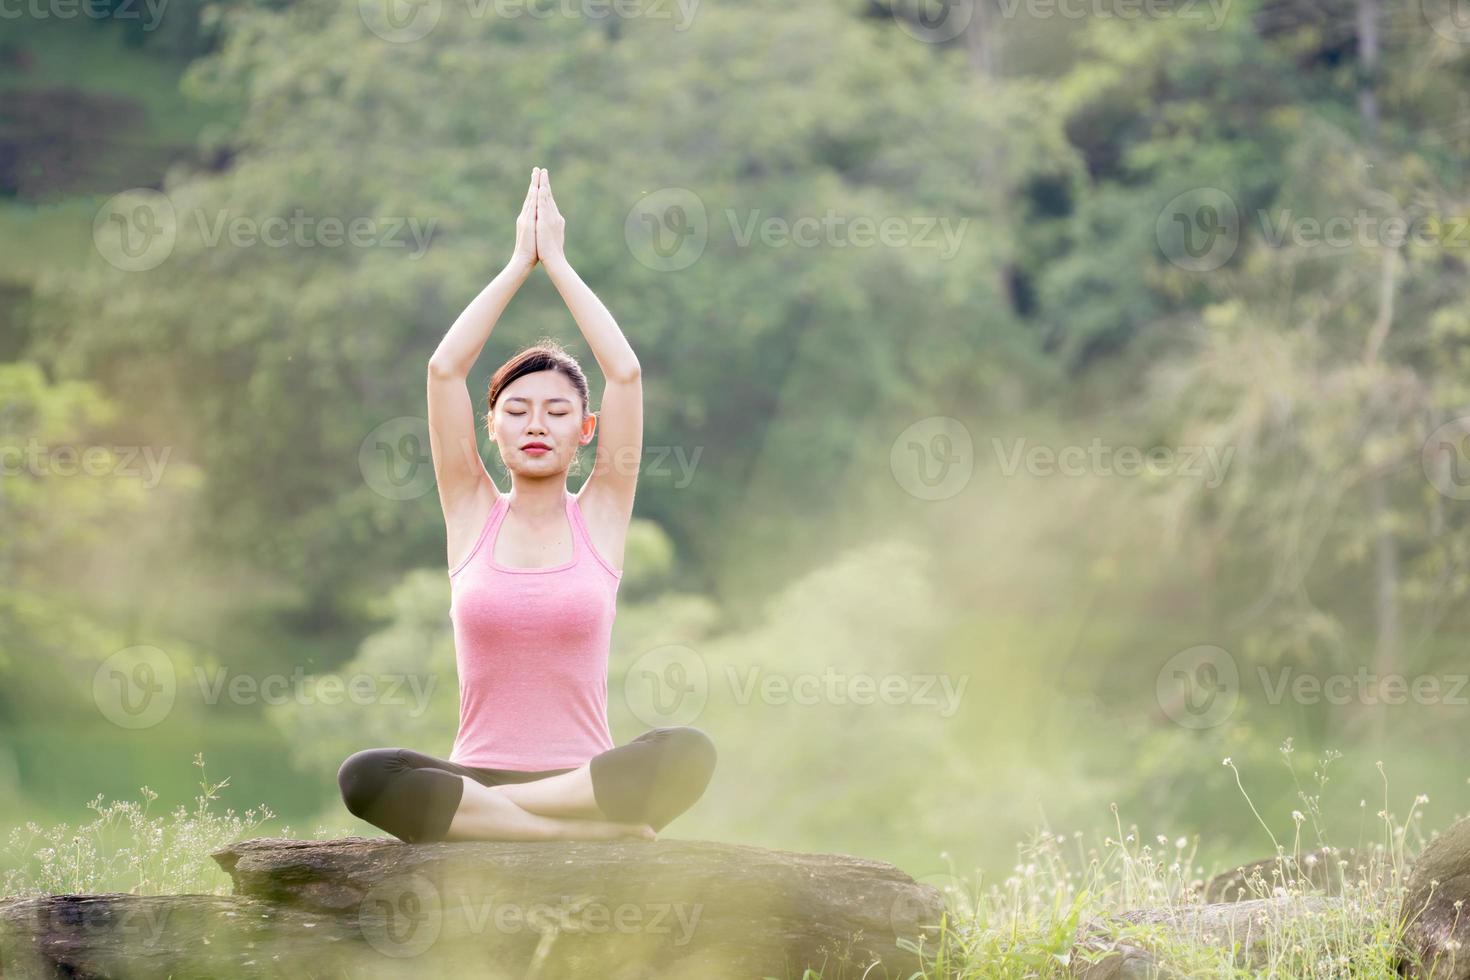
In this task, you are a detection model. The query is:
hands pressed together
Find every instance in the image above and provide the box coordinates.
[512,166,567,271]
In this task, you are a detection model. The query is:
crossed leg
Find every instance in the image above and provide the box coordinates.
[337,727,717,844]
[444,769,653,842]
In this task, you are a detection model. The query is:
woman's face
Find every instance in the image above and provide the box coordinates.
[489,369,594,477]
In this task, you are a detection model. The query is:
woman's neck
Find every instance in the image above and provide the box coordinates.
[504,479,567,521]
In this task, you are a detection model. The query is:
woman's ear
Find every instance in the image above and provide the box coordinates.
[581,411,598,444]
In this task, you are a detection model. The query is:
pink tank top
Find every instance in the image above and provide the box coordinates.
[447,489,621,769]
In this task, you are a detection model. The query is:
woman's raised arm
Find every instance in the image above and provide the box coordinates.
[536,169,643,515]
[426,171,539,510]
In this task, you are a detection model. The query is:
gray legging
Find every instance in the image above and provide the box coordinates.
[336,726,717,843]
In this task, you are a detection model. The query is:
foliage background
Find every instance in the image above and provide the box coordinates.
[3,0,1469,886]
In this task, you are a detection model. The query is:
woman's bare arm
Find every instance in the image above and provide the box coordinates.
[536,169,643,514]
[427,171,539,516]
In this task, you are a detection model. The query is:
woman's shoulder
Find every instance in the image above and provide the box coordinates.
[570,481,632,578]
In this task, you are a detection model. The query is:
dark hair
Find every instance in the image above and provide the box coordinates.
[485,338,590,417]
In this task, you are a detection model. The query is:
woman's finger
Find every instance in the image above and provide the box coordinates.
[522,168,538,212]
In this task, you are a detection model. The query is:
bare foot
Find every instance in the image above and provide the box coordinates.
[558,819,656,842]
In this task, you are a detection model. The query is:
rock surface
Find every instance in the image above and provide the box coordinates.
[0,893,379,979]
[1401,815,1470,980]
[205,835,944,979]
[1,837,943,979]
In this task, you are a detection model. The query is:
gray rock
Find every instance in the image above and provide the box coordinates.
[1401,815,1470,979]
[208,835,944,979]
[0,893,382,979]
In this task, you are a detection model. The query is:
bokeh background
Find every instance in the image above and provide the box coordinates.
[3,0,1470,891]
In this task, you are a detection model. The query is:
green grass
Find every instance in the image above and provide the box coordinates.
[1,752,355,896]
[876,741,1428,979]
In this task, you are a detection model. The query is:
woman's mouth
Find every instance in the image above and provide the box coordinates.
[522,442,551,455]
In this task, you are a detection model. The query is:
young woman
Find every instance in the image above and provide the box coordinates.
[336,167,716,844]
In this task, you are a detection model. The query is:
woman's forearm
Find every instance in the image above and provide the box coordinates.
[543,258,641,381]
[428,259,535,378]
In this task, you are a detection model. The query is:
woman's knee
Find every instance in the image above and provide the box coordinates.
[336,748,397,819]
[662,726,717,786]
